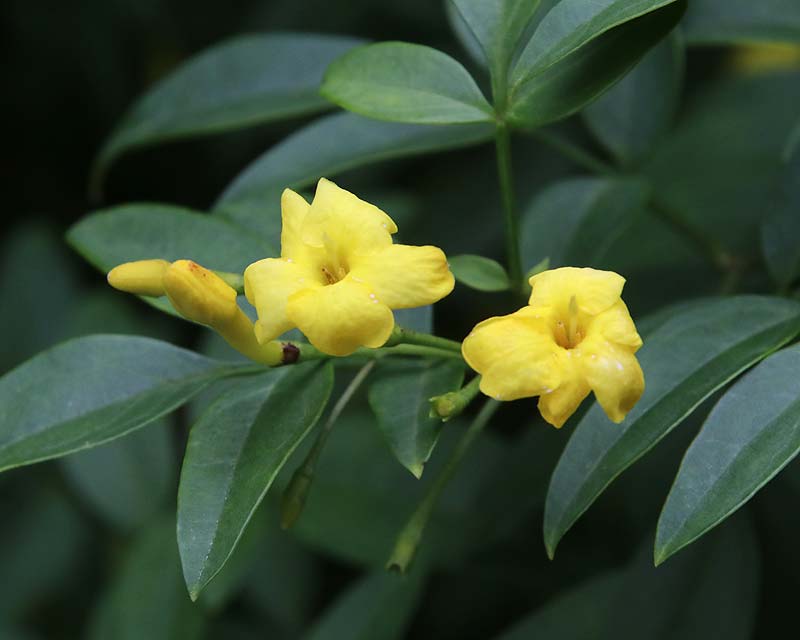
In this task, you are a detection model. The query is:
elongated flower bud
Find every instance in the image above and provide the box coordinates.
[162,260,238,327]
[107,259,170,297]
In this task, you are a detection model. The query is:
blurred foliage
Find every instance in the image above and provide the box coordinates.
[2,0,800,638]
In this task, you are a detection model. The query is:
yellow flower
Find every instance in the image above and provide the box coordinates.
[244,178,455,356]
[461,267,644,428]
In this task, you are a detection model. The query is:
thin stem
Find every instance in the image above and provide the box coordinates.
[281,361,376,528]
[495,122,524,293]
[387,399,501,572]
[530,128,617,176]
[429,375,482,422]
[287,340,463,366]
[388,325,462,353]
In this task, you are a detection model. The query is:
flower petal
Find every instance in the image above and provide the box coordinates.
[589,301,643,350]
[287,278,394,356]
[280,189,312,261]
[349,244,455,309]
[537,357,591,428]
[529,267,625,316]
[302,178,397,255]
[577,337,645,423]
[244,258,321,343]
[462,309,563,401]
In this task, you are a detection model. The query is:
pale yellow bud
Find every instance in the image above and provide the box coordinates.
[162,260,238,327]
[107,259,170,297]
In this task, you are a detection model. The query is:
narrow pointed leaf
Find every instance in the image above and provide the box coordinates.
[449,0,541,78]
[449,254,510,292]
[544,296,800,557]
[508,3,685,127]
[683,0,800,45]
[368,359,464,477]
[177,363,333,600]
[0,335,246,472]
[92,33,364,188]
[321,42,493,124]
[656,343,800,563]
[214,111,492,241]
[583,33,684,164]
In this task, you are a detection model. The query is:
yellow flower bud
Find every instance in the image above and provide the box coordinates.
[107,259,170,297]
[162,260,239,327]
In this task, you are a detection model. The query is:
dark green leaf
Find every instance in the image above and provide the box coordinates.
[683,0,800,45]
[645,71,800,254]
[449,254,511,292]
[449,0,541,81]
[87,518,205,640]
[500,515,758,639]
[303,570,425,640]
[544,296,800,557]
[394,306,433,334]
[369,359,464,477]
[656,343,800,563]
[761,155,800,290]
[583,32,684,164]
[92,33,364,189]
[786,115,800,160]
[0,335,246,471]
[214,111,493,240]
[520,177,649,270]
[507,2,685,127]
[177,363,333,600]
[60,420,174,532]
[321,42,493,124]
[68,203,272,274]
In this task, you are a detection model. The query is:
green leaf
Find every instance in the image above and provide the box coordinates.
[177,363,333,600]
[786,116,800,160]
[68,203,272,274]
[583,32,684,164]
[499,516,758,639]
[214,111,493,240]
[87,518,205,640]
[449,0,541,81]
[91,33,364,190]
[448,254,510,292]
[368,359,464,477]
[761,155,800,290]
[320,42,493,124]
[644,71,800,254]
[0,335,246,472]
[683,0,800,45]
[520,177,649,270]
[544,296,800,557]
[507,2,685,127]
[656,343,800,563]
[303,570,425,640]
[60,420,174,532]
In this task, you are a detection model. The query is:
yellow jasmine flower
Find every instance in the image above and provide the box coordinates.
[244,178,455,356]
[461,267,644,428]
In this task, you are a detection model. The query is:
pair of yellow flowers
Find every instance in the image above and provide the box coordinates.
[109,179,644,428]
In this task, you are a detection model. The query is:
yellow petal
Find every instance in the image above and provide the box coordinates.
[537,357,591,428]
[244,258,322,343]
[280,189,312,261]
[349,244,455,309]
[163,260,239,326]
[302,178,397,255]
[577,337,645,423]
[588,301,643,351]
[529,267,625,316]
[462,308,563,401]
[286,278,394,356]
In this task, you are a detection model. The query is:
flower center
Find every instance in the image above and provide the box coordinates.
[553,295,584,349]
[321,262,348,285]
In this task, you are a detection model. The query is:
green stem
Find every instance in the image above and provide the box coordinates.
[429,375,482,422]
[495,122,524,294]
[388,326,462,353]
[283,340,463,367]
[387,399,501,572]
[530,128,617,176]
[281,361,376,528]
